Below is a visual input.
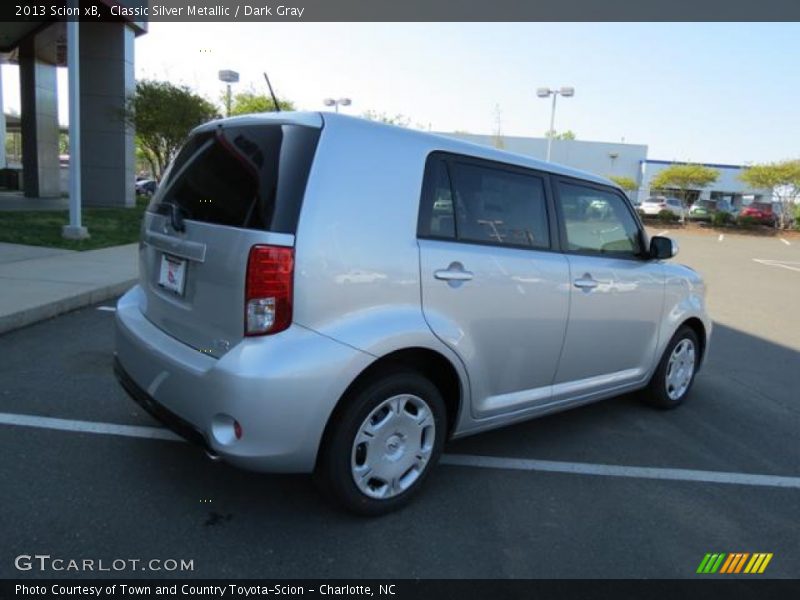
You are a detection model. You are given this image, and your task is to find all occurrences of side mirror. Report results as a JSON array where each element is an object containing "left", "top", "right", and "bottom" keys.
[{"left": 650, "top": 236, "right": 678, "bottom": 260}]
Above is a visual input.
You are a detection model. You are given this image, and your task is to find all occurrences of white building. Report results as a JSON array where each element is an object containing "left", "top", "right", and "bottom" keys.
[
  {"left": 439, "top": 132, "right": 770, "bottom": 207},
  {"left": 443, "top": 131, "right": 647, "bottom": 186}
]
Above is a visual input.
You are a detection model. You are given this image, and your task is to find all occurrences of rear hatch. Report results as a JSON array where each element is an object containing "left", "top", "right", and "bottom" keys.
[{"left": 139, "top": 114, "right": 321, "bottom": 358}]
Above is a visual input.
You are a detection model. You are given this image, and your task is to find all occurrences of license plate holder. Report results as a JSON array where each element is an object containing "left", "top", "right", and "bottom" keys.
[{"left": 158, "top": 254, "right": 187, "bottom": 296}]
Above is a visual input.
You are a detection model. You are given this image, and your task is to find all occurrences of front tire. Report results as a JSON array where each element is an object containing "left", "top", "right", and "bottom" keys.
[
  {"left": 642, "top": 326, "right": 700, "bottom": 409},
  {"left": 314, "top": 369, "right": 446, "bottom": 516}
]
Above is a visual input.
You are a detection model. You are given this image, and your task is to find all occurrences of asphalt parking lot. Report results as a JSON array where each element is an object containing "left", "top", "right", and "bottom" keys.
[{"left": 1, "top": 229, "right": 798, "bottom": 579}]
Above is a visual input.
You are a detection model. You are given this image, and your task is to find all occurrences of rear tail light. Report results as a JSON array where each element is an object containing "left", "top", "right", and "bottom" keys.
[{"left": 245, "top": 245, "right": 294, "bottom": 336}]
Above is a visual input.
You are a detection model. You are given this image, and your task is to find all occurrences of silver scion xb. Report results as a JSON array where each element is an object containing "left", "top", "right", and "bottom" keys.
[{"left": 115, "top": 112, "right": 711, "bottom": 515}]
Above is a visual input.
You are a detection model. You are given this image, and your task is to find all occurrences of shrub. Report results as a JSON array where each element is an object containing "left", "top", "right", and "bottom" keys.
[
  {"left": 657, "top": 209, "right": 680, "bottom": 222},
  {"left": 737, "top": 215, "right": 759, "bottom": 228},
  {"left": 712, "top": 211, "right": 733, "bottom": 227}
]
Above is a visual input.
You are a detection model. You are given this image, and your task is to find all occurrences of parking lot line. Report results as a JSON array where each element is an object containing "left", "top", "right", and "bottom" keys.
[
  {"left": 779, "top": 238, "right": 791, "bottom": 246},
  {"left": 96, "top": 306, "right": 117, "bottom": 312},
  {"left": 441, "top": 454, "right": 800, "bottom": 490},
  {"left": 656, "top": 230, "right": 669, "bottom": 236},
  {"left": 718, "top": 234, "right": 724, "bottom": 242},
  {"left": 753, "top": 258, "right": 800, "bottom": 273},
  {"left": 3, "top": 411, "right": 800, "bottom": 491},
  {"left": 0, "top": 412, "right": 182, "bottom": 442}
]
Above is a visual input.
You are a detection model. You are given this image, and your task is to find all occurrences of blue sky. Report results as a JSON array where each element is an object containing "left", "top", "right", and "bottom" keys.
[{"left": 2, "top": 22, "right": 797, "bottom": 165}]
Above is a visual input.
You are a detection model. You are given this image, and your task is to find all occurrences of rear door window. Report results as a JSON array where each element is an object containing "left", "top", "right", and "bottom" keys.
[
  {"left": 418, "top": 153, "right": 551, "bottom": 250},
  {"left": 150, "top": 124, "right": 320, "bottom": 234}
]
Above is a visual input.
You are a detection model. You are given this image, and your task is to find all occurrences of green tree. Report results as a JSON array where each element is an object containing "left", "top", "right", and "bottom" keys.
[
  {"left": 124, "top": 79, "right": 219, "bottom": 179},
  {"left": 650, "top": 163, "right": 719, "bottom": 220},
  {"left": 227, "top": 88, "right": 295, "bottom": 116},
  {"left": 739, "top": 159, "right": 800, "bottom": 229},
  {"left": 609, "top": 175, "right": 638, "bottom": 192},
  {"left": 362, "top": 110, "right": 411, "bottom": 128},
  {"left": 545, "top": 130, "right": 576, "bottom": 140}
]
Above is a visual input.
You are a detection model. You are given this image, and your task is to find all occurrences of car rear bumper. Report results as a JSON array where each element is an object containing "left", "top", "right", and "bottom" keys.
[{"left": 114, "top": 285, "right": 373, "bottom": 473}]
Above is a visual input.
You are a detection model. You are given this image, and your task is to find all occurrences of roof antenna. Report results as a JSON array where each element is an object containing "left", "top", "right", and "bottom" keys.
[{"left": 263, "top": 72, "right": 281, "bottom": 112}]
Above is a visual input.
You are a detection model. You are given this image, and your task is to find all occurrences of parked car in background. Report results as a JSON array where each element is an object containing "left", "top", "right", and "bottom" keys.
[
  {"left": 739, "top": 202, "right": 776, "bottom": 226},
  {"left": 114, "top": 112, "right": 710, "bottom": 515},
  {"left": 640, "top": 196, "right": 684, "bottom": 218},
  {"left": 135, "top": 178, "right": 158, "bottom": 197},
  {"left": 688, "top": 199, "right": 718, "bottom": 222}
]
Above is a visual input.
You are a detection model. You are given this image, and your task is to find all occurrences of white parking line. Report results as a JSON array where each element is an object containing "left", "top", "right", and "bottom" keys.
[
  {"left": 656, "top": 230, "right": 669, "bottom": 237},
  {"left": 96, "top": 306, "right": 117, "bottom": 312},
  {"left": 780, "top": 238, "right": 791, "bottom": 246},
  {"left": 2, "top": 412, "right": 799, "bottom": 491},
  {"left": 441, "top": 454, "right": 800, "bottom": 490},
  {"left": 0, "top": 412, "right": 182, "bottom": 442},
  {"left": 718, "top": 234, "right": 724, "bottom": 242},
  {"left": 753, "top": 259, "right": 800, "bottom": 273}
]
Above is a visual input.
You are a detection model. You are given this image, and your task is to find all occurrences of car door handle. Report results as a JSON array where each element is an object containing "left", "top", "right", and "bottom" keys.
[
  {"left": 573, "top": 275, "right": 599, "bottom": 290},
  {"left": 434, "top": 265, "right": 473, "bottom": 282}
]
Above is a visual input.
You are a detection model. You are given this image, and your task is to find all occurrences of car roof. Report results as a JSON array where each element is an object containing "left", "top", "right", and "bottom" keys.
[{"left": 194, "top": 111, "right": 618, "bottom": 191}]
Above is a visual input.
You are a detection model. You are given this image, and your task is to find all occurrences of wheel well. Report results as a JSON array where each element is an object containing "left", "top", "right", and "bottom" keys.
[
  {"left": 316, "top": 348, "right": 462, "bottom": 467},
  {"left": 682, "top": 317, "right": 707, "bottom": 365}
]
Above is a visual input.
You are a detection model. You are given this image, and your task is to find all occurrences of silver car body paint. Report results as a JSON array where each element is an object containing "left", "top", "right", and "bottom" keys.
[{"left": 115, "top": 112, "right": 711, "bottom": 472}]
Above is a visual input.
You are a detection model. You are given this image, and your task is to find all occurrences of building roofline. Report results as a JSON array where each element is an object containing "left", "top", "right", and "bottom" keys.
[
  {"left": 643, "top": 159, "right": 750, "bottom": 170},
  {"left": 447, "top": 131, "right": 647, "bottom": 150}
]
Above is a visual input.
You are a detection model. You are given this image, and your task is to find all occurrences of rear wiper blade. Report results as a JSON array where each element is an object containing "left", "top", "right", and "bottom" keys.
[{"left": 158, "top": 202, "right": 188, "bottom": 233}]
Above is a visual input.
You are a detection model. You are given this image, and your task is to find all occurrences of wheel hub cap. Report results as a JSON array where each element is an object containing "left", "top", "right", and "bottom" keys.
[
  {"left": 665, "top": 338, "right": 696, "bottom": 401},
  {"left": 351, "top": 394, "right": 436, "bottom": 499}
]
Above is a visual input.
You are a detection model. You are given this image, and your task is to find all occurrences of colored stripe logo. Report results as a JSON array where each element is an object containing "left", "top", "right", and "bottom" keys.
[{"left": 696, "top": 553, "right": 773, "bottom": 574}]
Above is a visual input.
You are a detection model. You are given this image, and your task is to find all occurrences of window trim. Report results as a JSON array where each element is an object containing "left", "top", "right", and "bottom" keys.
[
  {"left": 550, "top": 175, "right": 650, "bottom": 262},
  {"left": 417, "top": 151, "right": 558, "bottom": 253}
]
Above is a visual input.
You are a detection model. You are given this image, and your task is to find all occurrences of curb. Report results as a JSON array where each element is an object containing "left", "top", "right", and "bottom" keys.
[{"left": 0, "top": 278, "right": 136, "bottom": 335}]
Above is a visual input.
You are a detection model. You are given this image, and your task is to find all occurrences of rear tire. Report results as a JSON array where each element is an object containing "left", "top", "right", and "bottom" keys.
[
  {"left": 642, "top": 326, "right": 700, "bottom": 409},
  {"left": 314, "top": 369, "right": 446, "bottom": 516}
]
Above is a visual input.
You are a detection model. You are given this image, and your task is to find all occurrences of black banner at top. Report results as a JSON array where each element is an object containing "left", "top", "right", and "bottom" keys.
[{"left": 2, "top": 0, "right": 800, "bottom": 22}]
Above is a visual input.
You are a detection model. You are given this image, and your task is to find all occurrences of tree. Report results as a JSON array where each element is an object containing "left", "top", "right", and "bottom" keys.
[
  {"left": 739, "top": 159, "right": 800, "bottom": 229},
  {"left": 609, "top": 175, "right": 638, "bottom": 192},
  {"left": 124, "top": 80, "right": 219, "bottom": 179},
  {"left": 545, "top": 130, "right": 576, "bottom": 140},
  {"left": 649, "top": 163, "right": 719, "bottom": 220},
  {"left": 227, "top": 88, "right": 294, "bottom": 116},
  {"left": 362, "top": 110, "right": 410, "bottom": 128}
]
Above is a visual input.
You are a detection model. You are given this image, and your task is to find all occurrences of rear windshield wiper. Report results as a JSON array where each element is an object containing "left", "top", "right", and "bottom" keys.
[{"left": 156, "top": 202, "right": 189, "bottom": 233}]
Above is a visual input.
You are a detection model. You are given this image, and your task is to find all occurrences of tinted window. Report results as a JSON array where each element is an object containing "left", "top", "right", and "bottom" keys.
[
  {"left": 448, "top": 162, "right": 550, "bottom": 249},
  {"left": 556, "top": 182, "right": 643, "bottom": 257},
  {"left": 150, "top": 124, "right": 319, "bottom": 234},
  {"left": 426, "top": 159, "right": 456, "bottom": 238}
]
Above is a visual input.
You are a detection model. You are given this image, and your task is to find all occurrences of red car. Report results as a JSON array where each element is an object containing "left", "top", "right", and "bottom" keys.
[{"left": 739, "top": 202, "right": 776, "bottom": 226}]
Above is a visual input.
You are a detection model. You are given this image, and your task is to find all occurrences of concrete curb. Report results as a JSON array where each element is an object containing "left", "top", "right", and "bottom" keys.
[{"left": 0, "top": 278, "right": 136, "bottom": 335}]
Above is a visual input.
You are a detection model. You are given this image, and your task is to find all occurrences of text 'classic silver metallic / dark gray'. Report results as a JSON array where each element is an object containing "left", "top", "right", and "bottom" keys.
[{"left": 114, "top": 112, "right": 711, "bottom": 515}]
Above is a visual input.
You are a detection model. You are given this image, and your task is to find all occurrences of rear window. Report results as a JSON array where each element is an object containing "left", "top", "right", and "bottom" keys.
[{"left": 149, "top": 124, "right": 320, "bottom": 234}]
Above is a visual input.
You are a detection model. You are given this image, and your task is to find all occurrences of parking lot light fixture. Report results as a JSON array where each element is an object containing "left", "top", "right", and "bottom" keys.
[
  {"left": 537, "top": 86, "right": 575, "bottom": 162},
  {"left": 323, "top": 97, "right": 352, "bottom": 113},
  {"left": 218, "top": 69, "right": 240, "bottom": 117}
]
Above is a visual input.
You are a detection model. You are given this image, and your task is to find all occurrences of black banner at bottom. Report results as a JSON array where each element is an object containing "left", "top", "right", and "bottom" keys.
[{"left": 3, "top": 579, "right": 800, "bottom": 600}]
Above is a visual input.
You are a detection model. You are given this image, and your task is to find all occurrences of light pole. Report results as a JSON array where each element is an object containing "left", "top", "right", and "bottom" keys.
[
  {"left": 219, "top": 70, "right": 240, "bottom": 117},
  {"left": 536, "top": 86, "right": 574, "bottom": 162},
  {"left": 323, "top": 98, "right": 352, "bottom": 113}
]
